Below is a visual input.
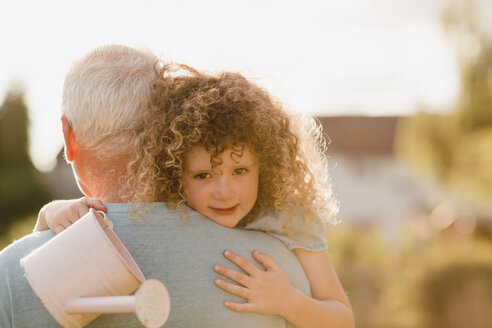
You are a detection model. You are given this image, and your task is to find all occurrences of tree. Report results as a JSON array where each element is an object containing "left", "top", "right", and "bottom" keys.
[
  {"left": 0, "top": 89, "right": 48, "bottom": 236},
  {"left": 395, "top": 0, "right": 492, "bottom": 213}
]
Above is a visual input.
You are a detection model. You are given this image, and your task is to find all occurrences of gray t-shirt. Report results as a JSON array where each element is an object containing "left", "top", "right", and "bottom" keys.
[
  {"left": 243, "top": 209, "right": 328, "bottom": 251},
  {"left": 0, "top": 203, "right": 310, "bottom": 327}
]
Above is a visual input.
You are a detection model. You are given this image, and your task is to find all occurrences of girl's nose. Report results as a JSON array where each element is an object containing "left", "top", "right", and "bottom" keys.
[{"left": 212, "top": 178, "right": 235, "bottom": 200}]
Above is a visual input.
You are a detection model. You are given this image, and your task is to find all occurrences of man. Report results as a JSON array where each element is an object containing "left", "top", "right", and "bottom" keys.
[{"left": 0, "top": 45, "right": 310, "bottom": 327}]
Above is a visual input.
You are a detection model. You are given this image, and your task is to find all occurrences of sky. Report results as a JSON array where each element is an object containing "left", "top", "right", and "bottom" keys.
[{"left": 0, "top": 0, "right": 461, "bottom": 171}]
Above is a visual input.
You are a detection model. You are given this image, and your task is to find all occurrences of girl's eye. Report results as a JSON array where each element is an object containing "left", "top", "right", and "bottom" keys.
[
  {"left": 194, "top": 173, "right": 211, "bottom": 180},
  {"left": 233, "top": 168, "right": 248, "bottom": 175}
]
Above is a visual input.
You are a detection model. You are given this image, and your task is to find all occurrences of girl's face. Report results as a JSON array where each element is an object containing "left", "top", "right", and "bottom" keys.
[{"left": 182, "top": 145, "right": 259, "bottom": 228}]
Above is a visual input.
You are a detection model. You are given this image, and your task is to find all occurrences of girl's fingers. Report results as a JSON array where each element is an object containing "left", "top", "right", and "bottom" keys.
[
  {"left": 52, "top": 224, "right": 66, "bottom": 234},
  {"left": 68, "top": 215, "right": 83, "bottom": 225},
  {"left": 214, "top": 278, "right": 250, "bottom": 299},
  {"left": 214, "top": 265, "right": 251, "bottom": 287},
  {"left": 252, "top": 251, "right": 279, "bottom": 271},
  {"left": 82, "top": 197, "right": 107, "bottom": 212},
  {"left": 223, "top": 250, "right": 261, "bottom": 276},
  {"left": 74, "top": 200, "right": 90, "bottom": 219},
  {"left": 224, "top": 301, "right": 256, "bottom": 313}
]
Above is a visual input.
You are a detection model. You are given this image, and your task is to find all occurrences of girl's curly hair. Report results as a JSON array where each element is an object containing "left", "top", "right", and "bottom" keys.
[{"left": 125, "top": 63, "right": 338, "bottom": 226}]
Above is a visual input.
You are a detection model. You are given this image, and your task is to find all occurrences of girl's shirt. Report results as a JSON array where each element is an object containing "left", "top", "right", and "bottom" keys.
[{"left": 242, "top": 209, "right": 327, "bottom": 251}]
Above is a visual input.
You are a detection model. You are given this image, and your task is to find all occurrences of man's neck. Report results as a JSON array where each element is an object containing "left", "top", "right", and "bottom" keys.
[
  {"left": 74, "top": 151, "right": 132, "bottom": 203},
  {"left": 88, "top": 188, "right": 129, "bottom": 203}
]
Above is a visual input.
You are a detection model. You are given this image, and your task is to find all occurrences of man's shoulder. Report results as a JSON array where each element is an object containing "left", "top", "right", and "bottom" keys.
[
  {"left": 106, "top": 202, "right": 278, "bottom": 240},
  {"left": 0, "top": 231, "right": 54, "bottom": 268},
  {"left": 106, "top": 202, "right": 298, "bottom": 260},
  {"left": 0, "top": 231, "right": 57, "bottom": 328},
  {"left": 103, "top": 203, "right": 308, "bottom": 328}
]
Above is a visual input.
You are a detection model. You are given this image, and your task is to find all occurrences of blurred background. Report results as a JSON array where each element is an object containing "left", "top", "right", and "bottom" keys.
[{"left": 1, "top": 0, "right": 491, "bottom": 327}]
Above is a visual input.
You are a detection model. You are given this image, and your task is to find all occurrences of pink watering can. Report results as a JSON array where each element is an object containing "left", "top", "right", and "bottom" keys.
[{"left": 20, "top": 209, "right": 170, "bottom": 328}]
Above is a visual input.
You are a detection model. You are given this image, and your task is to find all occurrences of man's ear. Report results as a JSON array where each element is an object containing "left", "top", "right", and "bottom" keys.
[{"left": 61, "top": 116, "right": 77, "bottom": 162}]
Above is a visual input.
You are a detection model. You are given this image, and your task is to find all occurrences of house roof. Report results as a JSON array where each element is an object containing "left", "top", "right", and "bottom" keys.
[{"left": 316, "top": 116, "right": 401, "bottom": 155}]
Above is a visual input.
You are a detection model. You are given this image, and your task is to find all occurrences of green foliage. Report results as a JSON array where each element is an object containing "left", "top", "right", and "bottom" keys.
[
  {"left": 420, "top": 263, "right": 492, "bottom": 328},
  {"left": 326, "top": 224, "right": 492, "bottom": 328},
  {"left": 326, "top": 225, "right": 385, "bottom": 328},
  {"left": 450, "top": 128, "right": 492, "bottom": 203},
  {"left": 457, "top": 44, "right": 492, "bottom": 131},
  {"left": 0, "top": 213, "right": 36, "bottom": 251},
  {"left": 0, "top": 91, "right": 30, "bottom": 170},
  {"left": 396, "top": 4, "right": 492, "bottom": 212},
  {"left": 0, "top": 89, "right": 48, "bottom": 236},
  {"left": 395, "top": 112, "right": 458, "bottom": 182}
]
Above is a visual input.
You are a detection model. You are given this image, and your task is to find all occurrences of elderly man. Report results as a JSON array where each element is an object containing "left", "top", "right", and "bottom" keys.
[{"left": 0, "top": 45, "right": 310, "bottom": 327}]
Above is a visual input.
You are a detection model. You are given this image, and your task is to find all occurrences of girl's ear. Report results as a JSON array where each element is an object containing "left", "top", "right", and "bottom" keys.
[{"left": 61, "top": 116, "right": 77, "bottom": 162}]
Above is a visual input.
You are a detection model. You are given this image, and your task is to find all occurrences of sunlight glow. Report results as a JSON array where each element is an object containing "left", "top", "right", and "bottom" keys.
[{"left": 0, "top": 0, "right": 459, "bottom": 171}]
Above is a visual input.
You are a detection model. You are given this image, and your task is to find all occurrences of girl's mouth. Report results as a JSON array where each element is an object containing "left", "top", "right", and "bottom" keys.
[{"left": 210, "top": 205, "right": 238, "bottom": 216}]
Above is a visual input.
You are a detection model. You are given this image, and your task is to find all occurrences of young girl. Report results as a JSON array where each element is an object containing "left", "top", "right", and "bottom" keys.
[{"left": 36, "top": 64, "right": 354, "bottom": 328}]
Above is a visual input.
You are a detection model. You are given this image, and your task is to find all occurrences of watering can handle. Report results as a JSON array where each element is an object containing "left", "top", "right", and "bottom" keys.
[{"left": 92, "top": 209, "right": 114, "bottom": 230}]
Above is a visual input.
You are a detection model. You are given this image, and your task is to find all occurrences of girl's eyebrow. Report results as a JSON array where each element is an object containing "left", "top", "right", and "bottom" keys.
[
  {"left": 234, "top": 159, "right": 256, "bottom": 166},
  {"left": 185, "top": 166, "right": 211, "bottom": 174}
]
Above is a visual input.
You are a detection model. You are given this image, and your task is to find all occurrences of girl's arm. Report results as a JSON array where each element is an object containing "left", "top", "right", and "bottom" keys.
[
  {"left": 214, "top": 249, "right": 354, "bottom": 328},
  {"left": 35, "top": 198, "right": 107, "bottom": 233}
]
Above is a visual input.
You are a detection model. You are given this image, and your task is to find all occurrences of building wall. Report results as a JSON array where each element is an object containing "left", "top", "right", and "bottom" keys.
[{"left": 328, "top": 153, "right": 432, "bottom": 245}]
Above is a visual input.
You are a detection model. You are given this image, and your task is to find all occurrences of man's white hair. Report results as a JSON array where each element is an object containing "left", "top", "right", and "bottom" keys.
[{"left": 62, "top": 44, "right": 158, "bottom": 153}]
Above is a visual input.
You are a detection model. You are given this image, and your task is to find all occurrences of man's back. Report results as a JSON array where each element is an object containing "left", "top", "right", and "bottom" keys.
[{"left": 0, "top": 203, "right": 310, "bottom": 327}]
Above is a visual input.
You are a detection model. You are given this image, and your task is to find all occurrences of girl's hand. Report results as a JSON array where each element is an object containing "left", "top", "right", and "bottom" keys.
[
  {"left": 213, "top": 250, "right": 298, "bottom": 316},
  {"left": 36, "top": 197, "right": 107, "bottom": 233}
]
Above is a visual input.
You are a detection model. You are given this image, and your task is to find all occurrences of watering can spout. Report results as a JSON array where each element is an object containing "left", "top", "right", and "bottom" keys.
[{"left": 65, "top": 279, "right": 170, "bottom": 328}]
